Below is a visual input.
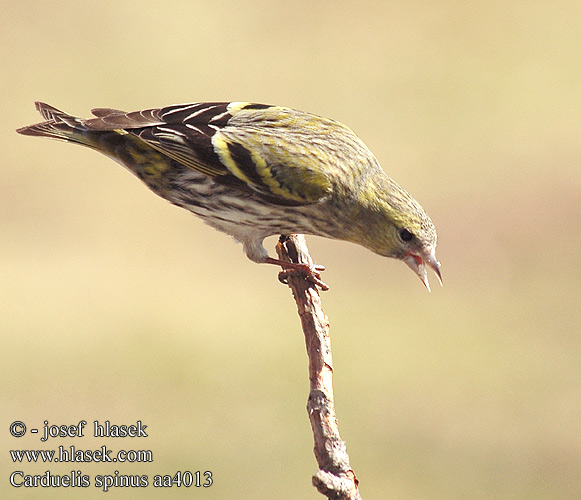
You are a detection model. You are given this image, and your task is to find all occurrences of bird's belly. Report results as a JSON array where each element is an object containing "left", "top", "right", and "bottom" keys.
[{"left": 161, "top": 170, "right": 331, "bottom": 241}]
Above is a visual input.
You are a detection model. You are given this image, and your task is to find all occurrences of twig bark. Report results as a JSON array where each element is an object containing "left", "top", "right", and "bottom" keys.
[{"left": 276, "top": 234, "right": 362, "bottom": 500}]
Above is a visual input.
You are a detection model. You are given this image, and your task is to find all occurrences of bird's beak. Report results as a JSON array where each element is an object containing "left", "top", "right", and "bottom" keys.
[{"left": 404, "top": 249, "right": 442, "bottom": 292}]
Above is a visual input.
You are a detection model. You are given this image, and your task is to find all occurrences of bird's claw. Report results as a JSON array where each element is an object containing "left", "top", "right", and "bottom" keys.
[{"left": 277, "top": 263, "right": 329, "bottom": 291}]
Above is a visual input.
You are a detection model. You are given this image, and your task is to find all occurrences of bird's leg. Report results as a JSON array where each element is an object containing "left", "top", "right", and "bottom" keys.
[{"left": 264, "top": 257, "right": 329, "bottom": 291}]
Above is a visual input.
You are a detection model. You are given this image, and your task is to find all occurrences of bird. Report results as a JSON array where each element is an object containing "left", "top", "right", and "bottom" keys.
[{"left": 17, "top": 101, "right": 442, "bottom": 291}]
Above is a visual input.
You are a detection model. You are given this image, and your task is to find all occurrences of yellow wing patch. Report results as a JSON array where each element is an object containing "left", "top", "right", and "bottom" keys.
[
  {"left": 212, "top": 134, "right": 253, "bottom": 184},
  {"left": 212, "top": 130, "right": 332, "bottom": 204}
]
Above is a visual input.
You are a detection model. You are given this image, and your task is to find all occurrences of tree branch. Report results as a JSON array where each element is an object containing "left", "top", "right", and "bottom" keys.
[{"left": 276, "top": 234, "right": 362, "bottom": 500}]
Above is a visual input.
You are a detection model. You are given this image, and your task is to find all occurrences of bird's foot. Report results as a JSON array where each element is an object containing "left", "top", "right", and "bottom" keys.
[{"left": 265, "top": 257, "right": 329, "bottom": 291}]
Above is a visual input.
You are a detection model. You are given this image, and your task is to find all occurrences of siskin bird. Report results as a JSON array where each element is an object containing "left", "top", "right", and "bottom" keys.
[{"left": 17, "top": 101, "right": 441, "bottom": 290}]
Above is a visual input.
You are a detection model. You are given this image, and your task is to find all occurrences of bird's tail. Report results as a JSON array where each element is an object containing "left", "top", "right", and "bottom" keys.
[{"left": 16, "top": 102, "right": 96, "bottom": 148}]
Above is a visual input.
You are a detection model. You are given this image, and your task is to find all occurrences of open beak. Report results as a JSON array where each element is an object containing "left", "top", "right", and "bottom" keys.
[{"left": 404, "top": 249, "right": 442, "bottom": 292}]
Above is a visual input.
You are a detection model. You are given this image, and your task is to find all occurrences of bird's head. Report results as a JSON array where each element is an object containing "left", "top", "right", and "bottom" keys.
[
  {"left": 355, "top": 176, "right": 442, "bottom": 291},
  {"left": 377, "top": 215, "right": 442, "bottom": 292}
]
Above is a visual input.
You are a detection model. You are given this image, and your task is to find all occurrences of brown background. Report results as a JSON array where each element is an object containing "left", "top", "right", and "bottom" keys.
[{"left": 2, "top": 1, "right": 580, "bottom": 498}]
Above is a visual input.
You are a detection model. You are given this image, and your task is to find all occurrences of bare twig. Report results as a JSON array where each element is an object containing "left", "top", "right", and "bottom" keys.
[{"left": 276, "top": 234, "right": 362, "bottom": 500}]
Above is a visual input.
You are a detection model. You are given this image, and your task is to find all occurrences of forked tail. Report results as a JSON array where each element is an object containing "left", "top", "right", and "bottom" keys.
[{"left": 16, "top": 102, "right": 95, "bottom": 148}]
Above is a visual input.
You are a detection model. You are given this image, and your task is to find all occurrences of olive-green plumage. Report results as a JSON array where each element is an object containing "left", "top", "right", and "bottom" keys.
[{"left": 17, "top": 101, "right": 441, "bottom": 290}]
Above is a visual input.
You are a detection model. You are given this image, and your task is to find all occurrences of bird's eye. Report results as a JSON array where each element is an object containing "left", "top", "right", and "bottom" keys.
[{"left": 398, "top": 228, "right": 414, "bottom": 242}]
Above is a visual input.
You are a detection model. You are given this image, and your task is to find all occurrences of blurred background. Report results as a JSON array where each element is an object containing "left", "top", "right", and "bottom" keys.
[{"left": 2, "top": 1, "right": 579, "bottom": 499}]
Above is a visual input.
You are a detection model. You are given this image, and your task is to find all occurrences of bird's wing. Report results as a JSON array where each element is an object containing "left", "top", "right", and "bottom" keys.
[{"left": 82, "top": 102, "right": 333, "bottom": 205}]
